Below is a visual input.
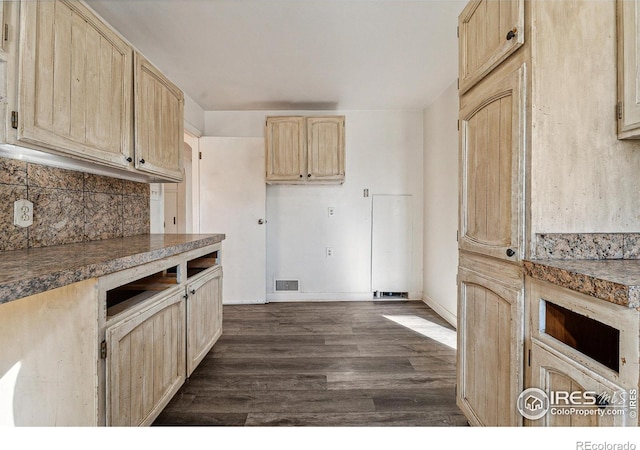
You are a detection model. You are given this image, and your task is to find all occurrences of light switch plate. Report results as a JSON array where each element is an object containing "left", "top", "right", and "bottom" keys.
[{"left": 14, "top": 199, "right": 33, "bottom": 228}]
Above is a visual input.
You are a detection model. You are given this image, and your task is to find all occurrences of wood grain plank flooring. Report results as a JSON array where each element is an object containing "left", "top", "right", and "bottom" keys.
[{"left": 153, "top": 300, "right": 468, "bottom": 427}]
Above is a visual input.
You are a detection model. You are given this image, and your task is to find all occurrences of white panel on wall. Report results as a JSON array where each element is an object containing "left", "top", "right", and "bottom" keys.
[{"left": 371, "top": 194, "right": 413, "bottom": 294}]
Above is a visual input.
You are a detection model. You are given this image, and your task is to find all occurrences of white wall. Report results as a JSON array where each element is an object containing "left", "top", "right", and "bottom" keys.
[
  {"left": 205, "top": 110, "right": 424, "bottom": 301},
  {"left": 422, "top": 82, "right": 458, "bottom": 327},
  {"left": 184, "top": 93, "right": 205, "bottom": 136},
  {"left": 530, "top": 0, "right": 640, "bottom": 237}
]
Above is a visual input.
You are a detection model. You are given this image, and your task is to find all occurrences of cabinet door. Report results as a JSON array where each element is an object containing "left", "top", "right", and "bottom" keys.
[
  {"left": 617, "top": 0, "right": 640, "bottom": 139},
  {"left": 528, "top": 341, "right": 632, "bottom": 426},
  {"left": 186, "top": 266, "right": 223, "bottom": 376},
  {"left": 106, "top": 289, "right": 185, "bottom": 426},
  {"left": 457, "top": 253, "right": 524, "bottom": 426},
  {"left": 458, "top": 0, "right": 524, "bottom": 94},
  {"left": 134, "top": 52, "right": 184, "bottom": 181},
  {"left": 307, "top": 116, "right": 345, "bottom": 183},
  {"left": 17, "top": 0, "right": 133, "bottom": 168},
  {"left": 265, "top": 116, "right": 306, "bottom": 182},
  {"left": 459, "top": 64, "right": 525, "bottom": 262}
]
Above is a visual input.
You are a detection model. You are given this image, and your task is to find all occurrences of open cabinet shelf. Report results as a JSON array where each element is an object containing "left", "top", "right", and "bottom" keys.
[
  {"left": 106, "top": 267, "right": 179, "bottom": 319},
  {"left": 186, "top": 251, "right": 219, "bottom": 279}
]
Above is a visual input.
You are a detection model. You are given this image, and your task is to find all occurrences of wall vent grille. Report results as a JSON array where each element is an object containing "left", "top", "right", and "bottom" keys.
[{"left": 275, "top": 280, "right": 299, "bottom": 292}]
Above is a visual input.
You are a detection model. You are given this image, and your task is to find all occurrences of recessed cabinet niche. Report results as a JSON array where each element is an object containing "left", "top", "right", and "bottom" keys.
[
  {"left": 265, "top": 115, "right": 345, "bottom": 184},
  {"left": 3, "top": 0, "right": 184, "bottom": 182}
]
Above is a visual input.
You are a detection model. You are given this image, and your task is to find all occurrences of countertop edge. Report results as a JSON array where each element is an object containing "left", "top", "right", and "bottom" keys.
[
  {"left": 523, "top": 260, "right": 640, "bottom": 309},
  {"left": 0, "top": 234, "right": 225, "bottom": 305}
]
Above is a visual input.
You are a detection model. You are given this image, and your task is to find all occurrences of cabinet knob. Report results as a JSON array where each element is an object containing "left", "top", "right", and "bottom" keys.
[
  {"left": 126, "top": 157, "right": 132, "bottom": 163},
  {"left": 140, "top": 159, "right": 146, "bottom": 164},
  {"left": 506, "top": 248, "right": 516, "bottom": 257},
  {"left": 190, "top": 289, "right": 196, "bottom": 295},
  {"left": 307, "top": 173, "right": 311, "bottom": 178},
  {"left": 299, "top": 174, "right": 303, "bottom": 178},
  {"left": 506, "top": 28, "right": 517, "bottom": 41}
]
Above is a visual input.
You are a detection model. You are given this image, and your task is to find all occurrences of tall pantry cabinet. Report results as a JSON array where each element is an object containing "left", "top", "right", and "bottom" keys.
[{"left": 456, "top": 0, "right": 635, "bottom": 426}]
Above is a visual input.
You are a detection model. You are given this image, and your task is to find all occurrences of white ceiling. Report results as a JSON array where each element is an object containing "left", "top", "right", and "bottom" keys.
[{"left": 85, "top": 0, "right": 467, "bottom": 111}]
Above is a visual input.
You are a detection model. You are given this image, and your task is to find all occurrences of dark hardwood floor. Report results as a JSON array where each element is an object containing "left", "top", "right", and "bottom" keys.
[{"left": 153, "top": 300, "right": 468, "bottom": 426}]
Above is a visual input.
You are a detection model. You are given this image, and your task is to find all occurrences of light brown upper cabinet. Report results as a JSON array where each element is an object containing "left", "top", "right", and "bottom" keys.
[
  {"left": 16, "top": 0, "right": 133, "bottom": 169},
  {"left": 617, "top": 0, "right": 640, "bottom": 139},
  {"left": 459, "top": 63, "right": 525, "bottom": 262},
  {"left": 6, "top": 0, "right": 184, "bottom": 182},
  {"left": 265, "top": 115, "right": 345, "bottom": 184},
  {"left": 134, "top": 52, "right": 184, "bottom": 182},
  {"left": 458, "top": 0, "right": 524, "bottom": 94},
  {"left": 265, "top": 116, "right": 306, "bottom": 183}
]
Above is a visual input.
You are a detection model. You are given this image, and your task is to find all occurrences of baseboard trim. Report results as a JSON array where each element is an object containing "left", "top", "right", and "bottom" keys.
[
  {"left": 422, "top": 295, "right": 457, "bottom": 328},
  {"left": 266, "top": 292, "right": 423, "bottom": 302}
]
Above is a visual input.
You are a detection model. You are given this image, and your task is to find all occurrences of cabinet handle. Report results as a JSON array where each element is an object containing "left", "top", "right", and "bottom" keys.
[
  {"left": 126, "top": 157, "right": 133, "bottom": 163},
  {"left": 190, "top": 289, "right": 196, "bottom": 295},
  {"left": 307, "top": 173, "right": 311, "bottom": 178},
  {"left": 506, "top": 248, "right": 515, "bottom": 257},
  {"left": 506, "top": 28, "right": 517, "bottom": 41},
  {"left": 299, "top": 174, "right": 303, "bottom": 178},
  {"left": 183, "top": 294, "right": 189, "bottom": 299},
  {"left": 140, "top": 159, "right": 146, "bottom": 164}
]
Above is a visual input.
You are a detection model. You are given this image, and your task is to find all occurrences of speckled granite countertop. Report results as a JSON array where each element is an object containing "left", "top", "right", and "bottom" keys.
[
  {"left": 524, "top": 259, "right": 640, "bottom": 309},
  {"left": 0, "top": 234, "right": 225, "bottom": 305}
]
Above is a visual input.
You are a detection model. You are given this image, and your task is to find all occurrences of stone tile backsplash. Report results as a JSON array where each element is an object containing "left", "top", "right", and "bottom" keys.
[
  {"left": 534, "top": 233, "right": 640, "bottom": 260},
  {"left": 0, "top": 156, "right": 149, "bottom": 252}
]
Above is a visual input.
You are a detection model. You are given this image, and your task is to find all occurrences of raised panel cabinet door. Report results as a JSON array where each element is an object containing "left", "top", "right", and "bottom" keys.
[
  {"left": 105, "top": 289, "right": 186, "bottom": 426},
  {"left": 527, "top": 341, "right": 632, "bottom": 427},
  {"left": 134, "top": 52, "right": 184, "bottom": 181},
  {"left": 459, "top": 63, "right": 525, "bottom": 262},
  {"left": 459, "top": 0, "right": 524, "bottom": 94},
  {"left": 617, "top": 0, "right": 640, "bottom": 139},
  {"left": 306, "top": 116, "right": 345, "bottom": 182},
  {"left": 17, "top": 0, "right": 133, "bottom": 168},
  {"left": 265, "top": 116, "right": 306, "bottom": 182},
  {"left": 457, "top": 262, "right": 524, "bottom": 426},
  {"left": 186, "top": 266, "right": 223, "bottom": 377}
]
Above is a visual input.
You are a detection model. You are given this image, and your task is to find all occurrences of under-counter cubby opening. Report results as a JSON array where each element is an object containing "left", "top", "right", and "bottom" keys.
[
  {"left": 541, "top": 300, "right": 620, "bottom": 372},
  {"left": 106, "top": 267, "right": 179, "bottom": 318},
  {"left": 186, "top": 251, "right": 219, "bottom": 278}
]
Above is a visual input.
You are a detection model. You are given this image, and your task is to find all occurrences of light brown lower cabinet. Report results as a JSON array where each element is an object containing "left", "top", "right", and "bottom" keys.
[
  {"left": 527, "top": 341, "right": 629, "bottom": 427},
  {"left": 101, "top": 244, "right": 223, "bottom": 426},
  {"left": 456, "top": 251, "right": 524, "bottom": 426},
  {"left": 525, "top": 277, "right": 639, "bottom": 427},
  {"left": 105, "top": 287, "right": 186, "bottom": 426},
  {"left": 186, "top": 266, "right": 223, "bottom": 377}
]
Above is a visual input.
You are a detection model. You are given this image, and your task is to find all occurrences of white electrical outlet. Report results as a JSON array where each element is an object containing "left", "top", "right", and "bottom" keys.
[
  {"left": 14, "top": 199, "right": 33, "bottom": 228},
  {"left": 326, "top": 247, "right": 334, "bottom": 257},
  {"left": 328, "top": 207, "right": 335, "bottom": 217}
]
